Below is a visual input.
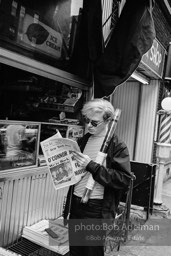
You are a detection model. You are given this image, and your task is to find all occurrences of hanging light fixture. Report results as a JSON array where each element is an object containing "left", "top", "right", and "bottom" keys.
[
  {"left": 161, "top": 79, "right": 171, "bottom": 111},
  {"left": 161, "top": 96, "right": 171, "bottom": 111},
  {"left": 131, "top": 71, "right": 149, "bottom": 84},
  {"left": 162, "top": 42, "right": 171, "bottom": 111}
]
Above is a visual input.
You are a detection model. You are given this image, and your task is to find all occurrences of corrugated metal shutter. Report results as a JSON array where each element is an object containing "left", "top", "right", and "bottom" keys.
[
  {"left": 134, "top": 80, "right": 160, "bottom": 163},
  {"left": 111, "top": 81, "right": 140, "bottom": 159},
  {"left": 0, "top": 170, "right": 68, "bottom": 247},
  {"left": 111, "top": 80, "right": 159, "bottom": 163}
]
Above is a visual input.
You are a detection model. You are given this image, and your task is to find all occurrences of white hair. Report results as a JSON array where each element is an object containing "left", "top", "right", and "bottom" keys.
[{"left": 81, "top": 98, "right": 115, "bottom": 120}]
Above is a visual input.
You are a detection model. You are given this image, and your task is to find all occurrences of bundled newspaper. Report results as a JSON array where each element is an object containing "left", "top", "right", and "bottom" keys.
[
  {"left": 40, "top": 133, "right": 85, "bottom": 189},
  {"left": 22, "top": 219, "right": 69, "bottom": 255}
]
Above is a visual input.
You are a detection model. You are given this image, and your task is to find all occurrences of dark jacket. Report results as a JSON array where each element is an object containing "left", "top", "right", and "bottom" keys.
[{"left": 63, "top": 133, "right": 131, "bottom": 221}]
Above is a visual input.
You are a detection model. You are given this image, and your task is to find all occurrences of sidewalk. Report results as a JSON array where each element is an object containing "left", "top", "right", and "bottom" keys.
[{"left": 105, "top": 179, "right": 171, "bottom": 256}]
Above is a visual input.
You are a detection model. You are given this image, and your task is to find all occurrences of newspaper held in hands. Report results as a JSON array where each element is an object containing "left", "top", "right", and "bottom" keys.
[{"left": 40, "top": 133, "right": 86, "bottom": 189}]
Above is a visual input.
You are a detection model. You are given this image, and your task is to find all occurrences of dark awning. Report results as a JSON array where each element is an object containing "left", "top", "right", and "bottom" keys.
[
  {"left": 94, "top": 0, "right": 156, "bottom": 97},
  {"left": 69, "top": 0, "right": 156, "bottom": 98}
]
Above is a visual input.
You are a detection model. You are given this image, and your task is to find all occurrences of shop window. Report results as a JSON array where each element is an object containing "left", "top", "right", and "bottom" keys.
[
  {"left": 0, "top": 63, "right": 86, "bottom": 171},
  {"left": 0, "top": 63, "right": 86, "bottom": 122},
  {"left": 0, "top": 120, "right": 40, "bottom": 171},
  {"left": 0, "top": 0, "right": 86, "bottom": 77}
]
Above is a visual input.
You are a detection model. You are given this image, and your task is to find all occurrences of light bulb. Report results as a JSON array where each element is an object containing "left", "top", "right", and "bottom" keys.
[{"left": 161, "top": 97, "right": 171, "bottom": 111}]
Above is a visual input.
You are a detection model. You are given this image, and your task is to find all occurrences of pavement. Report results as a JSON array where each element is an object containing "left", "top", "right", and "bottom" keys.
[{"left": 105, "top": 178, "right": 171, "bottom": 256}]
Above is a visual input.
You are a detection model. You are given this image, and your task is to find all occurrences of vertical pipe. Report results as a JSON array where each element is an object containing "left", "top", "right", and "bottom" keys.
[
  {"left": 154, "top": 160, "right": 165, "bottom": 204},
  {"left": 132, "top": 83, "right": 142, "bottom": 160}
]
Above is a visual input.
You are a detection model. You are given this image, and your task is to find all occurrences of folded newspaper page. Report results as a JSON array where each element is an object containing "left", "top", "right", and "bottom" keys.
[{"left": 41, "top": 133, "right": 86, "bottom": 189}]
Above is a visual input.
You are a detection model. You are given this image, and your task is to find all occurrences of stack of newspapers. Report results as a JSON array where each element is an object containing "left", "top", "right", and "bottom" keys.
[
  {"left": 22, "top": 219, "right": 69, "bottom": 255},
  {"left": 0, "top": 247, "right": 21, "bottom": 256}
]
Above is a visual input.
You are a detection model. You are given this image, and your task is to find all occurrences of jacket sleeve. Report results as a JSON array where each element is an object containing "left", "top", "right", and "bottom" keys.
[{"left": 85, "top": 136, "right": 131, "bottom": 190}]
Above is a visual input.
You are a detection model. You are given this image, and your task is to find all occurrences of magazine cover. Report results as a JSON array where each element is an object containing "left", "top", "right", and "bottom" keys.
[{"left": 40, "top": 133, "right": 86, "bottom": 189}]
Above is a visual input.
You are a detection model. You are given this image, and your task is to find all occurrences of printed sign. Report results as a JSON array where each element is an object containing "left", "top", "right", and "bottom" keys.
[
  {"left": 141, "top": 38, "right": 166, "bottom": 78},
  {"left": 18, "top": 14, "right": 63, "bottom": 59}
]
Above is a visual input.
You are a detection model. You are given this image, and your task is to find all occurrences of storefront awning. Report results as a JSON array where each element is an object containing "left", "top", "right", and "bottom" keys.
[{"left": 137, "top": 38, "right": 166, "bottom": 80}]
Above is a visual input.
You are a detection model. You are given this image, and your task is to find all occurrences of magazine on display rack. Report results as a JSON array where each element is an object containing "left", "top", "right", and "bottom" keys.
[{"left": 40, "top": 132, "right": 85, "bottom": 190}]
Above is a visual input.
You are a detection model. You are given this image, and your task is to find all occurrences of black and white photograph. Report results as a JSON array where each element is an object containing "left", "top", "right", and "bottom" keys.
[{"left": 0, "top": 1, "right": 171, "bottom": 256}]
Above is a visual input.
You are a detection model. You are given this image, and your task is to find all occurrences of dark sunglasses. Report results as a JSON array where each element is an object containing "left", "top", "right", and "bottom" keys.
[{"left": 83, "top": 116, "right": 104, "bottom": 127}]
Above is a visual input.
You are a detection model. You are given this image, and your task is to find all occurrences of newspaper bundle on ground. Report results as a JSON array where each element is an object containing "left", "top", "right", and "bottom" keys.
[
  {"left": 40, "top": 133, "right": 85, "bottom": 189},
  {"left": 22, "top": 219, "right": 69, "bottom": 255}
]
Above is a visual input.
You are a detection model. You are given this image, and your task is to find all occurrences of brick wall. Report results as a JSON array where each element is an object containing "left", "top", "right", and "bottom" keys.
[{"left": 153, "top": 2, "right": 171, "bottom": 49}]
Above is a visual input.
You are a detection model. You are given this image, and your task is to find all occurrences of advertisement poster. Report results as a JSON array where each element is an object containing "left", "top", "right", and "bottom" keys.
[{"left": 18, "top": 13, "right": 63, "bottom": 59}]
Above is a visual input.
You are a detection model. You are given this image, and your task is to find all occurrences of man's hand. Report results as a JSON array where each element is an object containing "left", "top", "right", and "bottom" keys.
[{"left": 72, "top": 151, "right": 91, "bottom": 168}]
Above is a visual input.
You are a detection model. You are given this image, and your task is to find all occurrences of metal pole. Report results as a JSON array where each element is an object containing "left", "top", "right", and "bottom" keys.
[{"left": 154, "top": 160, "right": 165, "bottom": 204}]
